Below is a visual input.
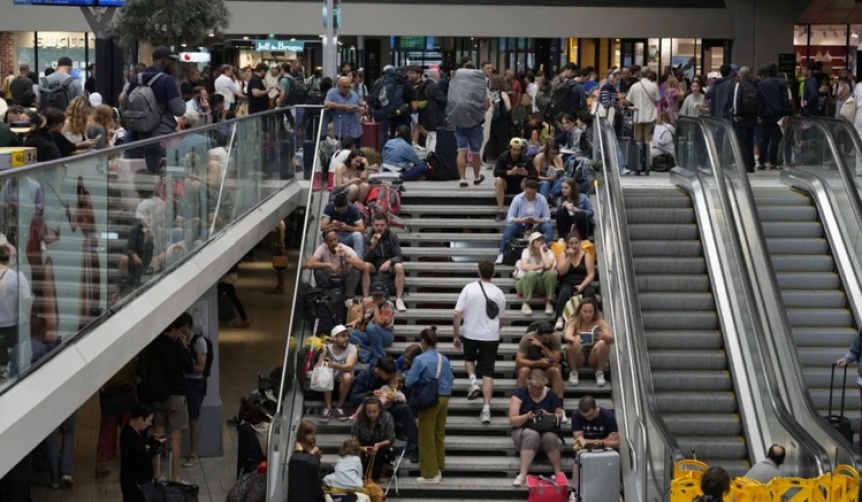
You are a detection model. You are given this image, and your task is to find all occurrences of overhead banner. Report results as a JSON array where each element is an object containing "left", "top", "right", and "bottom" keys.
[{"left": 254, "top": 40, "right": 305, "bottom": 53}]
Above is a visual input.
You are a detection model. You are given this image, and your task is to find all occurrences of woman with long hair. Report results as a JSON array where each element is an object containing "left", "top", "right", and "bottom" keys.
[
  {"left": 287, "top": 419, "right": 324, "bottom": 502},
  {"left": 562, "top": 297, "right": 614, "bottom": 387},
  {"left": 350, "top": 396, "right": 395, "bottom": 481},
  {"left": 661, "top": 76, "right": 682, "bottom": 125},
  {"left": 63, "top": 96, "right": 92, "bottom": 144},
  {"left": 556, "top": 178, "right": 594, "bottom": 240},
  {"left": 87, "top": 104, "right": 115, "bottom": 148},
  {"left": 534, "top": 139, "right": 565, "bottom": 200},
  {"left": 554, "top": 233, "right": 596, "bottom": 331},
  {"left": 405, "top": 326, "right": 454, "bottom": 484}
]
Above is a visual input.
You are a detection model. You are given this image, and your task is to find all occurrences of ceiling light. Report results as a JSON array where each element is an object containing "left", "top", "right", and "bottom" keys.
[{"left": 243, "top": 36, "right": 249, "bottom": 40}]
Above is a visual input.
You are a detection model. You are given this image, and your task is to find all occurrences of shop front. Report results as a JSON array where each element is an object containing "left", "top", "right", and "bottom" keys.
[
  {"left": 793, "top": 24, "right": 862, "bottom": 77},
  {"left": 4, "top": 31, "right": 96, "bottom": 78}
]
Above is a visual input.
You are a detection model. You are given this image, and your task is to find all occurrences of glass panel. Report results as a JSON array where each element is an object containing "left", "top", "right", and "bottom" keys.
[
  {"left": 849, "top": 25, "right": 862, "bottom": 75},
  {"left": 0, "top": 107, "right": 310, "bottom": 393},
  {"left": 672, "top": 38, "right": 696, "bottom": 85},
  {"left": 647, "top": 38, "right": 660, "bottom": 76},
  {"left": 660, "top": 38, "right": 672, "bottom": 81}
]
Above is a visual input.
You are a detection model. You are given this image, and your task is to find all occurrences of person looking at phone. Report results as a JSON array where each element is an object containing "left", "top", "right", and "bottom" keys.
[
  {"left": 493, "top": 138, "right": 537, "bottom": 221},
  {"left": 119, "top": 403, "right": 163, "bottom": 502},
  {"left": 495, "top": 177, "right": 552, "bottom": 264},
  {"left": 515, "top": 232, "right": 557, "bottom": 316},
  {"left": 563, "top": 298, "right": 613, "bottom": 387},
  {"left": 332, "top": 150, "right": 371, "bottom": 204},
  {"left": 316, "top": 325, "right": 358, "bottom": 422},
  {"left": 325, "top": 76, "right": 365, "bottom": 147},
  {"left": 350, "top": 396, "right": 395, "bottom": 481},
  {"left": 246, "top": 63, "right": 272, "bottom": 115},
  {"left": 570, "top": 395, "right": 619, "bottom": 489},
  {"left": 508, "top": 369, "right": 566, "bottom": 487},
  {"left": 321, "top": 192, "right": 368, "bottom": 255},
  {"left": 516, "top": 321, "right": 565, "bottom": 411}
]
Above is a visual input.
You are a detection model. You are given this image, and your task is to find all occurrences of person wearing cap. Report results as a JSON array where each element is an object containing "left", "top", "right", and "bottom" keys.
[
  {"left": 41, "top": 56, "right": 82, "bottom": 104},
  {"left": 496, "top": 177, "right": 552, "bottom": 265},
  {"left": 493, "top": 137, "right": 537, "bottom": 221},
  {"left": 247, "top": 63, "right": 272, "bottom": 115},
  {"left": 516, "top": 321, "right": 565, "bottom": 415},
  {"left": 349, "top": 284, "right": 396, "bottom": 365},
  {"left": 316, "top": 325, "right": 358, "bottom": 422},
  {"left": 125, "top": 46, "right": 187, "bottom": 139},
  {"left": 707, "top": 64, "right": 735, "bottom": 119},
  {"left": 515, "top": 232, "right": 557, "bottom": 316}
]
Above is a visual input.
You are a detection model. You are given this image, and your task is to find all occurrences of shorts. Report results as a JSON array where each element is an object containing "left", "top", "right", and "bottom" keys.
[
  {"left": 461, "top": 337, "right": 500, "bottom": 378},
  {"left": 185, "top": 379, "right": 207, "bottom": 420},
  {"left": 454, "top": 125, "right": 484, "bottom": 154},
  {"left": 502, "top": 177, "right": 523, "bottom": 195},
  {"left": 634, "top": 122, "right": 655, "bottom": 143},
  {"left": 153, "top": 395, "right": 189, "bottom": 432}
]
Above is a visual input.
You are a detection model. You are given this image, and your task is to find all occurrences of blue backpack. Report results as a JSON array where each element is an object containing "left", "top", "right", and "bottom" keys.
[{"left": 371, "top": 74, "right": 408, "bottom": 119}]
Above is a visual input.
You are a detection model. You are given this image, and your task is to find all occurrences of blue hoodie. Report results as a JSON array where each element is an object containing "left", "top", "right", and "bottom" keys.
[{"left": 126, "top": 66, "right": 187, "bottom": 139}]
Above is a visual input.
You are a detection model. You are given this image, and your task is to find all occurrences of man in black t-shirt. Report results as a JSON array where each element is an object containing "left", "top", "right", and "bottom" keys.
[{"left": 247, "top": 63, "right": 272, "bottom": 115}]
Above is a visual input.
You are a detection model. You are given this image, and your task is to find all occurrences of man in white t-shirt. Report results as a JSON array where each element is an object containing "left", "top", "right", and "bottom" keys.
[
  {"left": 453, "top": 260, "right": 506, "bottom": 424},
  {"left": 316, "top": 325, "right": 358, "bottom": 422},
  {"left": 214, "top": 64, "right": 244, "bottom": 112}
]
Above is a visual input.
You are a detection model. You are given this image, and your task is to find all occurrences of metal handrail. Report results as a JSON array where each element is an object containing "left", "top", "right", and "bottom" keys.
[{"left": 595, "top": 117, "right": 682, "bottom": 502}]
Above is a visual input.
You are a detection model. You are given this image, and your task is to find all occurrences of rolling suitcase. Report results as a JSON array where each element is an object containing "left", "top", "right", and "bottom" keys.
[
  {"left": 363, "top": 121, "right": 381, "bottom": 152},
  {"left": 576, "top": 449, "right": 620, "bottom": 502},
  {"left": 826, "top": 363, "right": 854, "bottom": 444}
]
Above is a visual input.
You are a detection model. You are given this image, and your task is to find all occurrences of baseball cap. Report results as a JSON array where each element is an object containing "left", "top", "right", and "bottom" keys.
[
  {"left": 330, "top": 324, "right": 349, "bottom": 337},
  {"left": 370, "top": 284, "right": 387, "bottom": 296},
  {"left": 89, "top": 92, "right": 103, "bottom": 108},
  {"left": 729, "top": 64, "right": 740, "bottom": 73},
  {"left": 152, "top": 46, "right": 179, "bottom": 61},
  {"left": 509, "top": 137, "right": 524, "bottom": 147},
  {"left": 528, "top": 231, "right": 545, "bottom": 244}
]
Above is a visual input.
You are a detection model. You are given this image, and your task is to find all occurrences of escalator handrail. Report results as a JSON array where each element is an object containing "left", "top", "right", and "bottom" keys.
[
  {"left": 681, "top": 116, "right": 829, "bottom": 475},
  {"left": 594, "top": 117, "right": 683, "bottom": 502},
  {"left": 699, "top": 117, "right": 860, "bottom": 472}
]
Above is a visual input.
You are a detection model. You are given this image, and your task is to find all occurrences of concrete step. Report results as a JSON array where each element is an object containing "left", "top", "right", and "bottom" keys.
[
  {"left": 404, "top": 218, "right": 503, "bottom": 229},
  {"left": 399, "top": 232, "right": 501, "bottom": 243},
  {"left": 403, "top": 262, "right": 514, "bottom": 273},
  {"left": 400, "top": 205, "right": 499, "bottom": 217},
  {"left": 304, "top": 397, "right": 613, "bottom": 415}
]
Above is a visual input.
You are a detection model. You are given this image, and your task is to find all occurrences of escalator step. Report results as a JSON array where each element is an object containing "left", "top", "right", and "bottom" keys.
[
  {"left": 662, "top": 413, "right": 742, "bottom": 436},
  {"left": 624, "top": 196, "right": 692, "bottom": 209},
  {"left": 781, "top": 290, "right": 847, "bottom": 309},
  {"left": 771, "top": 255, "right": 834, "bottom": 272},
  {"left": 631, "top": 240, "right": 703, "bottom": 257},
  {"left": 629, "top": 224, "right": 699, "bottom": 240},
  {"left": 636, "top": 275, "right": 711, "bottom": 292},
  {"left": 627, "top": 209, "right": 695, "bottom": 224},
  {"left": 648, "top": 350, "right": 727, "bottom": 370},
  {"left": 640, "top": 292, "right": 715, "bottom": 311},
  {"left": 793, "top": 326, "right": 857, "bottom": 346},
  {"left": 776, "top": 272, "right": 841, "bottom": 290},
  {"left": 655, "top": 391, "right": 737, "bottom": 412},
  {"left": 786, "top": 308, "right": 853, "bottom": 327},
  {"left": 766, "top": 238, "right": 829, "bottom": 255},
  {"left": 761, "top": 222, "right": 823, "bottom": 238},
  {"left": 653, "top": 371, "right": 733, "bottom": 391},
  {"left": 634, "top": 257, "right": 706, "bottom": 274},
  {"left": 674, "top": 436, "right": 749, "bottom": 460},
  {"left": 757, "top": 206, "right": 818, "bottom": 221},
  {"left": 645, "top": 330, "right": 723, "bottom": 350},
  {"left": 641, "top": 311, "right": 719, "bottom": 330}
]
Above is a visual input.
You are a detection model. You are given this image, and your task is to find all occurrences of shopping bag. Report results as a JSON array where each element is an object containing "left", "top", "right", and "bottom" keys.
[{"left": 310, "top": 362, "right": 335, "bottom": 392}]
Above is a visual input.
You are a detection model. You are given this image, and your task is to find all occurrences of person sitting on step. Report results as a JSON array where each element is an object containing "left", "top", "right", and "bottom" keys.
[
  {"left": 363, "top": 213, "right": 407, "bottom": 311},
  {"left": 516, "top": 321, "right": 565, "bottom": 418},
  {"left": 508, "top": 369, "right": 567, "bottom": 487},
  {"left": 381, "top": 124, "right": 429, "bottom": 181},
  {"left": 349, "top": 285, "right": 395, "bottom": 365},
  {"left": 563, "top": 298, "right": 613, "bottom": 387},
  {"left": 493, "top": 137, "right": 537, "bottom": 222},
  {"left": 495, "top": 177, "right": 553, "bottom": 265},
  {"left": 553, "top": 233, "right": 597, "bottom": 331},
  {"left": 316, "top": 325, "right": 358, "bottom": 423},
  {"left": 515, "top": 232, "right": 557, "bottom": 316},
  {"left": 321, "top": 192, "right": 366, "bottom": 256},
  {"left": 305, "top": 229, "right": 371, "bottom": 300},
  {"left": 570, "top": 395, "right": 620, "bottom": 492}
]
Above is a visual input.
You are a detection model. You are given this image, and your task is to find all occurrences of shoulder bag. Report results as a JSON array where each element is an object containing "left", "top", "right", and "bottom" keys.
[
  {"left": 408, "top": 353, "right": 442, "bottom": 413},
  {"left": 478, "top": 281, "right": 501, "bottom": 319},
  {"left": 525, "top": 413, "right": 562, "bottom": 435}
]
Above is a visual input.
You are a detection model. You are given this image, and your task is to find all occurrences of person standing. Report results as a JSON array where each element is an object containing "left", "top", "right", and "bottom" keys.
[
  {"left": 446, "top": 65, "right": 490, "bottom": 188},
  {"left": 758, "top": 62, "right": 791, "bottom": 170},
  {"left": 405, "top": 327, "right": 453, "bottom": 484},
  {"left": 626, "top": 70, "right": 659, "bottom": 172},
  {"left": 246, "top": 63, "right": 272, "bottom": 115},
  {"left": 182, "top": 313, "right": 209, "bottom": 468},
  {"left": 453, "top": 261, "right": 506, "bottom": 424},
  {"left": 731, "top": 67, "right": 763, "bottom": 173},
  {"left": 325, "top": 76, "right": 365, "bottom": 147},
  {"left": 837, "top": 331, "right": 862, "bottom": 447},
  {"left": 120, "top": 404, "right": 163, "bottom": 502}
]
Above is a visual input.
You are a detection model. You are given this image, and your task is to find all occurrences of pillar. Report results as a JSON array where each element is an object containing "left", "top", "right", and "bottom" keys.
[{"left": 732, "top": 0, "right": 795, "bottom": 69}]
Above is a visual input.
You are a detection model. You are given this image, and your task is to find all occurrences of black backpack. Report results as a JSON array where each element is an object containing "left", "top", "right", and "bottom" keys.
[
  {"left": 191, "top": 333, "right": 215, "bottom": 378},
  {"left": 736, "top": 79, "right": 762, "bottom": 116},
  {"left": 545, "top": 80, "right": 573, "bottom": 122},
  {"left": 425, "top": 151, "right": 458, "bottom": 181},
  {"left": 137, "top": 344, "right": 168, "bottom": 404},
  {"left": 39, "top": 75, "right": 76, "bottom": 112}
]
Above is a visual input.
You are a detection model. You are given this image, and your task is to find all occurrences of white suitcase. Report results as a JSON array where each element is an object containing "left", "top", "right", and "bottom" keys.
[{"left": 576, "top": 449, "right": 620, "bottom": 502}]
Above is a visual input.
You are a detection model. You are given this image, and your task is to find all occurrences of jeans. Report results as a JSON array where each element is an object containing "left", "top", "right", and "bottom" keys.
[
  {"left": 388, "top": 402, "right": 418, "bottom": 449},
  {"left": 338, "top": 231, "right": 364, "bottom": 256},
  {"left": 46, "top": 412, "right": 77, "bottom": 484},
  {"left": 402, "top": 162, "right": 429, "bottom": 181},
  {"left": 499, "top": 223, "right": 554, "bottom": 253},
  {"left": 350, "top": 323, "right": 394, "bottom": 364},
  {"left": 539, "top": 178, "right": 564, "bottom": 200},
  {"left": 760, "top": 122, "right": 783, "bottom": 166},
  {"left": 313, "top": 268, "right": 362, "bottom": 299}
]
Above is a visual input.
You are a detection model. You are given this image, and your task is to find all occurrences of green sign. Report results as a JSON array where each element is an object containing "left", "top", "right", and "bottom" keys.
[{"left": 254, "top": 40, "right": 305, "bottom": 53}]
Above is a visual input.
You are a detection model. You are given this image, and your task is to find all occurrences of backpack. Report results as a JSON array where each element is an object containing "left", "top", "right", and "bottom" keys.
[
  {"left": 190, "top": 333, "right": 215, "bottom": 378},
  {"left": 425, "top": 151, "right": 459, "bottom": 181},
  {"left": 735, "top": 78, "right": 762, "bottom": 116},
  {"left": 545, "top": 80, "right": 573, "bottom": 122},
  {"left": 371, "top": 73, "right": 407, "bottom": 119},
  {"left": 279, "top": 75, "right": 298, "bottom": 105},
  {"left": 226, "top": 470, "right": 265, "bottom": 502},
  {"left": 123, "top": 73, "right": 165, "bottom": 133},
  {"left": 535, "top": 79, "right": 553, "bottom": 118},
  {"left": 39, "top": 75, "right": 76, "bottom": 112},
  {"left": 294, "top": 78, "right": 311, "bottom": 104},
  {"left": 364, "top": 184, "right": 405, "bottom": 229}
]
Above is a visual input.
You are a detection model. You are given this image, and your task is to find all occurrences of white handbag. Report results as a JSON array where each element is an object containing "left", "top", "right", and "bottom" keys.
[{"left": 310, "top": 362, "right": 335, "bottom": 392}]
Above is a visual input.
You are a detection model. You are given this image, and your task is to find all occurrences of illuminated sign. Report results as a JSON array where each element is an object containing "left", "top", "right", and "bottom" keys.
[{"left": 253, "top": 40, "right": 305, "bottom": 53}]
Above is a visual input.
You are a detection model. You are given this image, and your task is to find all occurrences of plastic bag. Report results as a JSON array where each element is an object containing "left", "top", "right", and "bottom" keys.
[{"left": 310, "top": 363, "right": 335, "bottom": 392}]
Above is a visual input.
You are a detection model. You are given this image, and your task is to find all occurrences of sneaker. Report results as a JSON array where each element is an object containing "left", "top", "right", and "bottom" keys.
[
  {"left": 320, "top": 408, "right": 334, "bottom": 423},
  {"left": 459, "top": 181, "right": 469, "bottom": 188},
  {"left": 495, "top": 253, "right": 504, "bottom": 265},
  {"left": 521, "top": 303, "right": 533, "bottom": 315},
  {"left": 621, "top": 169, "right": 632, "bottom": 176},
  {"left": 569, "top": 371, "right": 579, "bottom": 386},
  {"left": 473, "top": 174, "right": 486, "bottom": 185},
  {"left": 479, "top": 409, "right": 491, "bottom": 424},
  {"left": 596, "top": 371, "right": 607, "bottom": 387},
  {"left": 512, "top": 475, "right": 525, "bottom": 487},
  {"left": 395, "top": 298, "right": 407, "bottom": 312},
  {"left": 555, "top": 472, "right": 569, "bottom": 487},
  {"left": 569, "top": 491, "right": 578, "bottom": 502},
  {"left": 495, "top": 211, "right": 506, "bottom": 222},
  {"left": 467, "top": 383, "right": 482, "bottom": 400},
  {"left": 561, "top": 414, "right": 569, "bottom": 424},
  {"left": 61, "top": 474, "right": 73, "bottom": 488},
  {"left": 555, "top": 317, "right": 564, "bottom": 331},
  {"left": 335, "top": 408, "right": 349, "bottom": 421},
  {"left": 182, "top": 456, "right": 199, "bottom": 467},
  {"left": 50, "top": 482, "right": 61, "bottom": 489},
  {"left": 416, "top": 473, "right": 442, "bottom": 484},
  {"left": 545, "top": 303, "right": 554, "bottom": 315}
]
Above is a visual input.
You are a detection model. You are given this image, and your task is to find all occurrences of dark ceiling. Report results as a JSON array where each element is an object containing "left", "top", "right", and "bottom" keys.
[{"left": 798, "top": 0, "right": 862, "bottom": 24}]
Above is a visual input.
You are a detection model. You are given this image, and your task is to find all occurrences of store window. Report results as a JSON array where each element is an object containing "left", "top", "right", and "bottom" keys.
[
  {"left": 14, "top": 32, "right": 96, "bottom": 78},
  {"left": 807, "top": 24, "right": 848, "bottom": 73},
  {"left": 849, "top": 25, "right": 862, "bottom": 75},
  {"left": 672, "top": 39, "right": 697, "bottom": 82},
  {"left": 647, "top": 38, "right": 660, "bottom": 76}
]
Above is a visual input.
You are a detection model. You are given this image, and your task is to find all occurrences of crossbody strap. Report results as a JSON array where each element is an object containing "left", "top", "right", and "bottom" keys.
[
  {"left": 435, "top": 353, "right": 443, "bottom": 378},
  {"left": 478, "top": 280, "right": 491, "bottom": 302}
]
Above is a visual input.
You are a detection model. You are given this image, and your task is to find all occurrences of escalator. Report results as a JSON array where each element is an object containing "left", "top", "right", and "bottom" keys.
[
  {"left": 623, "top": 188, "right": 750, "bottom": 475},
  {"left": 752, "top": 188, "right": 857, "bottom": 422}
]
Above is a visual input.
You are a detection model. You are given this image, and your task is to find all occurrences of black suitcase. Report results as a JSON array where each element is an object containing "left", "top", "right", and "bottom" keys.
[
  {"left": 236, "top": 421, "right": 266, "bottom": 478},
  {"left": 302, "top": 286, "right": 345, "bottom": 335},
  {"left": 826, "top": 363, "right": 854, "bottom": 444},
  {"left": 302, "top": 140, "right": 315, "bottom": 180},
  {"left": 435, "top": 127, "right": 459, "bottom": 178}
]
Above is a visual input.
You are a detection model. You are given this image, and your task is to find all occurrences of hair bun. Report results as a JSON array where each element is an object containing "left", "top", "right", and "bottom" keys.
[{"left": 430, "top": 325, "right": 437, "bottom": 332}]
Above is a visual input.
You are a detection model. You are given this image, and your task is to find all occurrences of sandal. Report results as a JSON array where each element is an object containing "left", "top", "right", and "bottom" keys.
[{"left": 512, "top": 474, "right": 525, "bottom": 487}]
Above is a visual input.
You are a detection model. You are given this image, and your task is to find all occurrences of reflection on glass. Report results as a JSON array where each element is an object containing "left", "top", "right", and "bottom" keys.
[{"left": 0, "top": 107, "right": 311, "bottom": 393}]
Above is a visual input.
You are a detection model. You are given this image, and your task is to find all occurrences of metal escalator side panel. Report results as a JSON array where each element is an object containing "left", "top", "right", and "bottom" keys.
[
  {"left": 268, "top": 111, "right": 328, "bottom": 502},
  {"left": 593, "top": 117, "right": 681, "bottom": 502}
]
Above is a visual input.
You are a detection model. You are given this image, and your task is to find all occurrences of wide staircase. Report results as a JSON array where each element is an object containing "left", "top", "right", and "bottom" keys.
[
  {"left": 623, "top": 187, "right": 750, "bottom": 476},
  {"left": 308, "top": 181, "right": 613, "bottom": 500},
  {"left": 752, "top": 187, "right": 859, "bottom": 435}
]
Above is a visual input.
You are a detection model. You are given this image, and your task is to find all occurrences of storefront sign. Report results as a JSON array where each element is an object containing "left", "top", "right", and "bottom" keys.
[
  {"left": 37, "top": 34, "right": 94, "bottom": 49},
  {"left": 180, "top": 52, "right": 211, "bottom": 63},
  {"left": 254, "top": 40, "right": 305, "bottom": 53}
]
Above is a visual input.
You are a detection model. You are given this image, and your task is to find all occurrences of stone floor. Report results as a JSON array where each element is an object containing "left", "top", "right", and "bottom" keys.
[{"left": 29, "top": 250, "right": 297, "bottom": 502}]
